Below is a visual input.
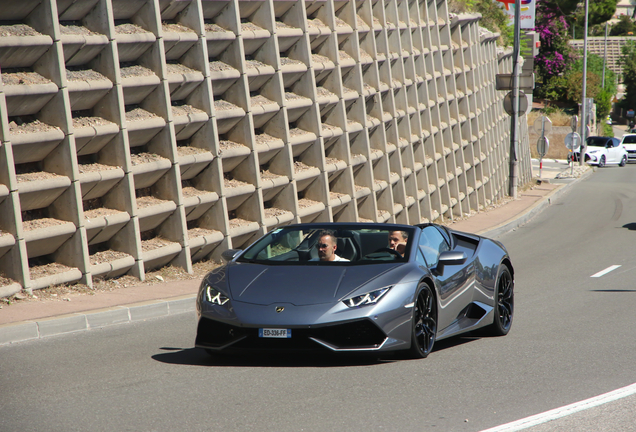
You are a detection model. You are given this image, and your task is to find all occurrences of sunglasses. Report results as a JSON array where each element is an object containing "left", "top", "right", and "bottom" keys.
[{"left": 317, "top": 243, "right": 331, "bottom": 249}]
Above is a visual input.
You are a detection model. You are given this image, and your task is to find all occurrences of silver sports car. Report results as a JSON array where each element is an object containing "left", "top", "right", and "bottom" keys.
[{"left": 195, "top": 223, "right": 514, "bottom": 358}]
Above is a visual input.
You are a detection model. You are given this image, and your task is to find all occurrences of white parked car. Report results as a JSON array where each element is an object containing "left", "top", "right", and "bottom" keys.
[
  {"left": 620, "top": 133, "right": 636, "bottom": 163},
  {"left": 571, "top": 136, "right": 627, "bottom": 167}
]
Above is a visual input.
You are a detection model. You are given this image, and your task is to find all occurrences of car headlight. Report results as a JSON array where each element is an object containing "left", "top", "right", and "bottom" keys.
[
  {"left": 343, "top": 286, "right": 391, "bottom": 308},
  {"left": 205, "top": 283, "right": 231, "bottom": 307}
]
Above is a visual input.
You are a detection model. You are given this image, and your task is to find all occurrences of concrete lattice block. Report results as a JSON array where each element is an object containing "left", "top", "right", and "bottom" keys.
[
  {"left": 16, "top": 175, "right": 71, "bottom": 211},
  {"left": 23, "top": 221, "right": 76, "bottom": 258},
  {"left": 84, "top": 210, "right": 130, "bottom": 245}
]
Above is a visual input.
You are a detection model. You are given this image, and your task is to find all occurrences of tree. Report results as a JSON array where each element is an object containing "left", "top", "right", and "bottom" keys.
[
  {"left": 575, "top": 53, "right": 617, "bottom": 96},
  {"left": 570, "top": 0, "right": 618, "bottom": 37},
  {"left": 565, "top": 54, "right": 615, "bottom": 117},
  {"left": 610, "top": 16, "right": 636, "bottom": 36},
  {"left": 619, "top": 41, "right": 636, "bottom": 111},
  {"left": 563, "top": 70, "right": 601, "bottom": 103},
  {"left": 594, "top": 88, "right": 613, "bottom": 122},
  {"left": 535, "top": 50, "right": 616, "bottom": 119}
]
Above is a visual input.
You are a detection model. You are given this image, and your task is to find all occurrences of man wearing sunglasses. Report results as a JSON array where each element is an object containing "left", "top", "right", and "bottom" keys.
[{"left": 311, "top": 230, "right": 349, "bottom": 262}]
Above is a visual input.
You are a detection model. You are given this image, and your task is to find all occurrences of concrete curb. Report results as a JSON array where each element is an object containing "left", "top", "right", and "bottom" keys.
[
  {"left": 0, "top": 295, "right": 196, "bottom": 346},
  {"left": 480, "top": 168, "right": 594, "bottom": 239}
]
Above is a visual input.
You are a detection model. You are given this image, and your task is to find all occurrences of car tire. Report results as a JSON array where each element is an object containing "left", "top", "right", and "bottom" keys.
[
  {"left": 598, "top": 155, "right": 606, "bottom": 168},
  {"left": 620, "top": 156, "right": 627, "bottom": 167},
  {"left": 408, "top": 283, "right": 437, "bottom": 358},
  {"left": 487, "top": 265, "right": 514, "bottom": 336}
]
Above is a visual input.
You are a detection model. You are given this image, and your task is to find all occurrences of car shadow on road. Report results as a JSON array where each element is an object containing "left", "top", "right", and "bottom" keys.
[
  {"left": 153, "top": 334, "right": 485, "bottom": 367},
  {"left": 623, "top": 223, "right": 636, "bottom": 230},
  {"left": 431, "top": 335, "right": 482, "bottom": 353},
  {"left": 152, "top": 347, "right": 397, "bottom": 367}
]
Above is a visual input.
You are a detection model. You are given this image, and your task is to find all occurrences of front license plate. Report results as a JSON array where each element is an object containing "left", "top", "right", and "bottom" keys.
[{"left": 259, "top": 328, "right": 291, "bottom": 338}]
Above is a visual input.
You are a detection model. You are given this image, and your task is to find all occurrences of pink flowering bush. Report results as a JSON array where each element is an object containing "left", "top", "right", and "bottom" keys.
[{"left": 533, "top": 0, "right": 575, "bottom": 99}]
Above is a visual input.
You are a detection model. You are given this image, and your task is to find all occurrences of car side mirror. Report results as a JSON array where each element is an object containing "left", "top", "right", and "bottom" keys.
[
  {"left": 434, "top": 251, "right": 467, "bottom": 276},
  {"left": 221, "top": 249, "right": 242, "bottom": 262}
]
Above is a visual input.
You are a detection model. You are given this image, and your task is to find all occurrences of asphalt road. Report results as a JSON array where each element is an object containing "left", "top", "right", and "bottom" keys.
[
  {"left": 2, "top": 164, "right": 636, "bottom": 432},
  {"left": 490, "top": 160, "right": 636, "bottom": 431}
]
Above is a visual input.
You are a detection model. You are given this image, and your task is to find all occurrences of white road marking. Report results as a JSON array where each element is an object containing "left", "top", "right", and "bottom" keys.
[
  {"left": 591, "top": 265, "right": 621, "bottom": 278},
  {"left": 479, "top": 382, "right": 636, "bottom": 432}
]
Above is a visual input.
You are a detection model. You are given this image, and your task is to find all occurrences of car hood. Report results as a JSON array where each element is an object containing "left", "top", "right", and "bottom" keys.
[
  {"left": 226, "top": 262, "right": 404, "bottom": 306},
  {"left": 622, "top": 143, "right": 636, "bottom": 150}
]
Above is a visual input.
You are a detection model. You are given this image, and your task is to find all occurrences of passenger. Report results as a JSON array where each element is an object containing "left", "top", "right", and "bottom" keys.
[
  {"left": 311, "top": 230, "right": 349, "bottom": 262},
  {"left": 388, "top": 230, "right": 409, "bottom": 256}
]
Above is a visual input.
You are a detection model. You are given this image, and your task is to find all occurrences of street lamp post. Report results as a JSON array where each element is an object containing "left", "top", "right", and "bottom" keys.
[
  {"left": 602, "top": 21, "right": 608, "bottom": 88},
  {"left": 509, "top": 0, "right": 521, "bottom": 198},
  {"left": 579, "top": 0, "right": 589, "bottom": 165}
]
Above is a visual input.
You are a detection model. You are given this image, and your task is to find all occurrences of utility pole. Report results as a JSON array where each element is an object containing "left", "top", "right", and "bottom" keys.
[
  {"left": 509, "top": 0, "right": 521, "bottom": 198},
  {"left": 602, "top": 21, "right": 608, "bottom": 88},
  {"left": 579, "top": 0, "right": 589, "bottom": 166}
]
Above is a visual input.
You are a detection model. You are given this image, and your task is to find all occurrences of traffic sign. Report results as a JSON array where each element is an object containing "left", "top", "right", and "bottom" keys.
[
  {"left": 533, "top": 116, "right": 552, "bottom": 136},
  {"left": 503, "top": 91, "right": 528, "bottom": 116},
  {"left": 564, "top": 132, "right": 581, "bottom": 151},
  {"left": 496, "top": 73, "right": 535, "bottom": 91},
  {"left": 536, "top": 136, "right": 549, "bottom": 158}
]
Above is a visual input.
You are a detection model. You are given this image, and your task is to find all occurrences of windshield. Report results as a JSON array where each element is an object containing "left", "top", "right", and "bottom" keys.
[
  {"left": 586, "top": 137, "right": 609, "bottom": 147},
  {"left": 623, "top": 135, "right": 636, "bottom": 144},
  {"left": 237, "top": 225, "right": 414, "bottom": 265}
]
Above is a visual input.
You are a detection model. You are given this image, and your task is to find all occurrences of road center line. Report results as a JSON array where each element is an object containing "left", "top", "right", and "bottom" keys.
[
  {"left": 479, "top": 382, "right": 636, "bottom": 432},
  {"left": 591, "top": 265, "right": 621, "bottom": 278}
]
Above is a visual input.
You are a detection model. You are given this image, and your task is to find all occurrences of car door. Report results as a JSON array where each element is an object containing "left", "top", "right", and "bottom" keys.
[
  {"left": 417, "top": 226, "right": 475, "bottom": 332},
  {"left": 607, "top": 137, "right": 621, "bottom": 163}
]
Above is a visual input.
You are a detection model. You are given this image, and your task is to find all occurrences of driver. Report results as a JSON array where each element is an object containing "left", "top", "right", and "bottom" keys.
[
  {"left": 388, "top": 230, "right": 408, "bottom": 256},
  {"left": 311, "top": 230, "right": 349, "bottom": 262}
]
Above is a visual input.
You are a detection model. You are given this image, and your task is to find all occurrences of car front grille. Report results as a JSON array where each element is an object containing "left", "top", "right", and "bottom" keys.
[{"left": 196, "top": 317, "right": 387, "bottom": 351}]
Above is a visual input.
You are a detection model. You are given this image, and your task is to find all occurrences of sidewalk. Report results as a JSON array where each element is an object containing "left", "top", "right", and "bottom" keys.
[{"left": 0, "top": 161, "right": 592, "bottom": 345}]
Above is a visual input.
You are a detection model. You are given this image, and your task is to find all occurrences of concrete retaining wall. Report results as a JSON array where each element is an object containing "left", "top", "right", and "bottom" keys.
[{"left": 0, "top": 0, "right": 530, "bottom": 296}]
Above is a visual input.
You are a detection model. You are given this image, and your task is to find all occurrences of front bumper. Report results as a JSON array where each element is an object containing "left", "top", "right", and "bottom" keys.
[
  {"left": 571, "top": 152, "right": 599, "bottom": 164},
  {"left": 570, "top": 152, "right": 588, "bottom": 163},
  {"left": 195, "top": 317, "right": 389, "bottom": 352}
]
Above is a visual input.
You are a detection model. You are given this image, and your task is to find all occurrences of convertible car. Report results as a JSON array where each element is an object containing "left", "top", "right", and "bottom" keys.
[{"left": 195, "top": 223, "right": 514, "bottom": 359}]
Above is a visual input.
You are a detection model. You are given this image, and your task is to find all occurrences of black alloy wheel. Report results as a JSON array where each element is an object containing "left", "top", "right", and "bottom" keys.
[
  {"left": 620, "top": 156, "right": 627, "bottom": 167},
  {"left": 409, "top": 284, "right": 437, "bottom": 358},
  {"left": 598, "top": 155, "right": 606, "bottom": 168},
  {"left": 489, "top": 265, "right": 514, "bottom": 336}
]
